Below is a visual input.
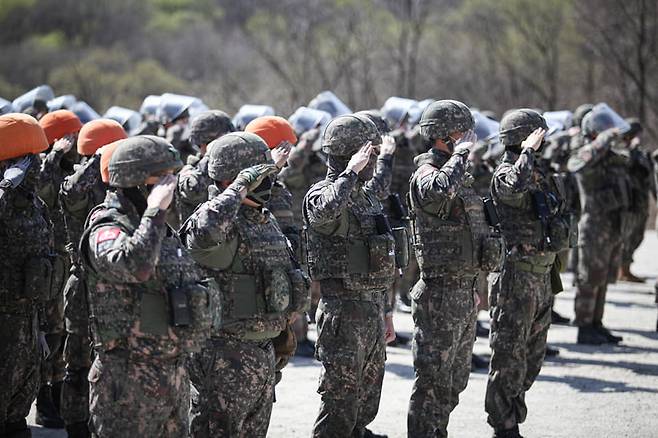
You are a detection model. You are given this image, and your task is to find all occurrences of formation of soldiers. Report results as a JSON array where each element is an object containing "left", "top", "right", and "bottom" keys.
[{"left": 0, "top": 86, "right": 655, "bottom": 438}]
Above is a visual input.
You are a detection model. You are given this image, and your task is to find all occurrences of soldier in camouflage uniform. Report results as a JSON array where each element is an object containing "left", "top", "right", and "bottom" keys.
[
  {"left": 180, "top": 132, "right": 309, "bottom": 437},
  {"left": 406, "top": 100, "right": 504, "bottom": 437},
  {"left": 619, "top": 118, "right": 651, "bottom": 282},
  {"left": 36, "top": 109, "right": 85, "bottom": 429},
  {"left": 81, "top": 136, "right": 215, "bottom": 437},
  {"left": 0, "top": 113, "right": 53, "bottom": 438},
  {"left": 485, "top": 110, "right": 570, "bottom": 438},
  {"left": 568, "top": 106, "right": 630, "bottom": 345},
  {"left": 304, "top": 114, "right": 397, "bottom": 438},
  {"left": 176, "top": 110, "right": 234, "bottom": 226},
  {"left": 58, "top": 119, "right": 127, "bottom": 438}
]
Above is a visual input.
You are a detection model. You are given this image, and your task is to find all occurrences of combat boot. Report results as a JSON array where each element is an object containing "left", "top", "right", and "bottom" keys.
[
  {"left": 476, "top": 320, "right": 490, "bottom": 337},
  {"left": 492, "top": 425, "right": 523, "bottom": 438},
  {"left": 577, "top": 325, "right": 608, "bottom": 345},
  {"left": 35, "top": 384, "right": 65, "bottom": 429},
  {"left": 618, "top": 264, "right": 643, "bottom": 283},
  {"left": 471, "top": 353, "right": 489, "bottom": 370},
  {"left": 551, "top": 309, "right": 570, "bottom": 325},
  {"left": 363, "top": 428, "right": 388, "bottom": 438},
  {"left": 65, "top": 422, "right": 90, "bottom": 438},
  {"left": 593, "top": 323, "right": 622, "bottom": 343},
  {"left": 545, "top": 345, "right": 560, "bottom": 357}
]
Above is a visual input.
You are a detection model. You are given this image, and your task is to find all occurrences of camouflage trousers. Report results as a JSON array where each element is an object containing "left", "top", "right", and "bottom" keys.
[
  {"left": 407, "top": 275, "right": 478, "bottom": 438},
  {"left": 574, "top": 214, "right": 623, "bottom": 326},
  {"left": 88, "top": 351, "right": 188, "bottom": 438},
  {"left": 621, "top": 209, "right": 648, "bottom": 266},
  {"left": 61, "top": 269, "right": 92, "bottom": 426},
  {"left": 312, "top": 292, "right": 386, "bottom": 438},
  {"left": 0, "top": 310, "right": 41, "bottom": 432},
  {"left": 485, "top": 263, "right": 553, "bottom": 430},
  {"left": 188, "top": 336, "right": 275, "bottom": 438}
]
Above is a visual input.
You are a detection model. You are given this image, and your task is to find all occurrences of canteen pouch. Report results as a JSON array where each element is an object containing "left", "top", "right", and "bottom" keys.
[
  {"left": 24, "top": 256, "right": 53, "bottom": 301},
  {"left": 480, "top": 234, "right": 504, "bottom": 272},
  {"left": 392, "top": 227, "right": 410, "bottom": 269},
  {"left": 288, "top": 268, "right": 311, "bottom": 313},
  {"left": 263, "top": 268, "right": 292, "bottom": 313}
]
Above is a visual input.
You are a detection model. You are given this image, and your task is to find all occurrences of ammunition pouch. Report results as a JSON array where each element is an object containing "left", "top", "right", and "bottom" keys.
[
  {"left": 264, "top": 268, "right": 292, "bottom": 313},
  {"left": 392, "top": 227, "right": 410, "bottom": 270},
  {"left": 480, "top": 233, "right": 505, "bottom": 272}
]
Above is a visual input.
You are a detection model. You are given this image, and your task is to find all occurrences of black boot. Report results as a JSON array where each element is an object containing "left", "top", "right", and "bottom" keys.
[
  {"left": 363, "top": 428, "right": 388, "bottom": 438},
  {"left": 492, "top": 425, "right": 523, "bottom": 438},
  {"left": 471, "top": 353, "right": 489, "bottom": 370},
  {"left": 388, "top": 332, "right": 411, "bottom": 347},
  {"left": 577, "top": 325, "right": 608, "bottom": 345},
  {"left": 35, "top": 384, "right": 65, "bottom": 429},
  {"left": 66, "top": 422, "right": 91, "bottom": 438},
  {"left": 294, "top": 339, "right": 316, "bottom": 358},
  {"left": 4, "top": 419, "right": 31, "bottom": 438},
  {"left": 551, "top": 309, "right": 570, "bottom": 325},
  {"left": 594, "top": 323, "right": 622, "bottom": 344},
  {"left": 476, "top": 320, "right": 490, "bottom": 337}
]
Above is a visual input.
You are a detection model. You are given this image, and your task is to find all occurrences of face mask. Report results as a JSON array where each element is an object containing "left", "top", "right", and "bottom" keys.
[{"left": 247, "top": 175, "right": 273, "bottom": 205}]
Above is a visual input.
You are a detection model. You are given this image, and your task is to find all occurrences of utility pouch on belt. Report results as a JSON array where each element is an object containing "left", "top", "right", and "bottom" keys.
[
  {"left": 480, "top": 234, "right": 504, "bottom": 272},
  {"left": 264, "top": 268, "right": 292, "bottom": 313},
  {"left": 483, "top": 197, "right": 501, "bottom": 227},
  {"left": 392, "top": 227, "right": 410, "bottom": 269},
  {"left": 24, "top": 256, "right": 53, "bottom": 301},
  {"left": 168, "top": 286, "right": 192, "bottom": 327}
]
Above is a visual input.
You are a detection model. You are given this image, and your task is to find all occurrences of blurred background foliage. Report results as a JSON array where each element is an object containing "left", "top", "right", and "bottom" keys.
[{"left": 0, "top": 0, "right": 656, "bottom": 139}]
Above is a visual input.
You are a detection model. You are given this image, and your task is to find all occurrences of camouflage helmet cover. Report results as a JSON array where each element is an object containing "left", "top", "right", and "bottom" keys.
[
  {"left": 499, "top": 109, "right": 548, "bottom": 146},
  {"left": 206, "top": 131, "right": 274, "bottom": 181},
  {"left": 572, "top": 103, "right": 594, "bottom": 128},
  {"left": 356, "top": 110, "right": 390, "bottom": 135},
  {"left": 419, "top": 99, "right": 474, "bottom": 141},
  {"left": 189, "top": 110, "right": 235, "bottom": 147},
  {"left": 581, "top": 103, "right": 630, "bottom": 138},
  {"left": 321, "top": 114, "right": 382, "bottom": 156},
  {"left": 108, "top": 135, "right": 183, "bottom": 188}
]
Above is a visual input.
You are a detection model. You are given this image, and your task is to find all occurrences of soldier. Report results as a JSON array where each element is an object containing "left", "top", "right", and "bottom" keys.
[
  {"left": 58, "top": 119, "right": 127, "bottom": 438},
  {"left": 0, "top": 113, "right": 53, "bottom": 438},
  {"left": 180, "top": 132, "right": 309, "bottom": 437},
  {"left": 36, "top": 109, "right": 84, "bottom": 429},
  {"left": 568, "top": 105, "right": 630, "bottom": 345},
  {"left": 81, "top": 136, "right": 214, "bottom": 437},
  {"left": 406, "top": 100, "right": 504, "bottom": 437},
  {"left": 176, "top": 110, "right": 234, "bottom": 226},
  {"left": 486, "top": 109, "right": 570, "bottom": 438},
  {"left": 619, "top": 118, "right": 651, "bottom": 283},
  {"left": 304, "top": 114, "right": 397, "bottom": 438}
]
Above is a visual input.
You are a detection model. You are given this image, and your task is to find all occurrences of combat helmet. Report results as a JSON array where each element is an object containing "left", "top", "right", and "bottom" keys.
[
  {"left": 419, "top": 100, "right": 474, "bottom": 141},
  {"left": 108, "top": 135, "right": 183, "bottom": 188},
  {"left": 499, "top": 109, "right": 547, "bottom": 146},
  {"left": 189, "top": 110, "right": 235, "bottom": 147},
  {"left": 356, "top": 110, "right": 390, "bottom": 136},
  {"left": 206, "top": 132, "right": 273, "bottom": 181},
  {"left": 572, "top": 104, "right": 593, "bottom": 129},
  {"left": 581, "top": 103, "right": 630, "bottom": 138},
  {"left": 321, "top": 114, "right": 381, "bottom": 157}
]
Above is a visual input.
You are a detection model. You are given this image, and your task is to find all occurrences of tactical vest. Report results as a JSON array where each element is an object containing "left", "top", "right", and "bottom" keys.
[
  {"left": 185, "top": 206, "right": 308, "bottom": 341},
  {"left": 493, "top": 154, "right": 570, "bottom": 255},
  {"left": 0, "top": 189, "right": 53, "bottom": 311},
  {"left": 304, "top": 183, "right": 396, "bottom": 291},
  {"left": 81, "top": 195, "right": 217, "bottom": 356},
  {"left": 577, "top": 148, "right": 631, "bottom": 215},
  {"left": 408, "top": 153, "right": 503, "bottom": 279}
]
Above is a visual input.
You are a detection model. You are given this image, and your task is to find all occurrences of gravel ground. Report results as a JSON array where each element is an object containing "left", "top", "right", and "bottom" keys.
[{"left": 29, "top": 232, "right": 658, "bottom": 438}]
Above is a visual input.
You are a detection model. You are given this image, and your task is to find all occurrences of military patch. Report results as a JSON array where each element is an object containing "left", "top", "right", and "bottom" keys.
[{"left": 95, "top": 227, "right": 120, "bottom": 252}]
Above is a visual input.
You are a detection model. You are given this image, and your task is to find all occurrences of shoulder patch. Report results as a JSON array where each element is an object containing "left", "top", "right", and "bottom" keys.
[{"left": 96, "top": 227, "right": 121, "bottom": 244}]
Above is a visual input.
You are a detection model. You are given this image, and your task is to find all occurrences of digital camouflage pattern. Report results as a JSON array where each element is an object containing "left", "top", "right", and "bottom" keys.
[
  {"left": 0, "top": 160, "right": 53, "bottom": 433},
  {"left": 321, "top": 114, "right": 381, "bottom": 157},
  {"left": 419, "top": 100, "right": 474, "bottom": 141},
  {"left": 59, "top": 154, "right": 108, "bottom": 428},
  {"left": 107, "top": 135, "right": 183, "bottom": 188},
  {"left": 268, "top": 180, "right": 300, "bottom": 255},
  {"left": 303, "top": 144, "right": 395, "bottom": 436},
  {"left": 83, "top": 188, "right": 213, "bottom": 437},
  {"left": 407, "top": 148, "right": 498, "bottom": 437},
  {"left": 88, "top": 353, "right": 189, "bottom": 438},
  {"left": 189, "top": 110, "right": 234, "bottom": 147},
  {"left": 206, "top": 132, "right": 273, "bottom": 182},
  {"left": 568, "top": 131, "right": 631, "bottom": 326},
  {"left": 312, "top": 295, "right": 386, "bottom": 438},
  {"left": 176, "top": 154, "right": 213, "bottom": 224},
  {"left": 621, "top": 144, "right": 652, "bottom": 266},
  {"left": 486, "top": 140, "right": 566, "bottom": 431},
  {"left": 188, "top": 337, "right": 275, "bottom": 438},
  {"left": 498, "top": 109, "right": 548, "bottom": 147}
]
